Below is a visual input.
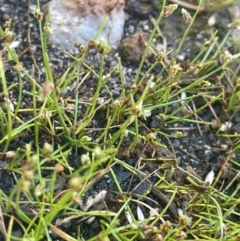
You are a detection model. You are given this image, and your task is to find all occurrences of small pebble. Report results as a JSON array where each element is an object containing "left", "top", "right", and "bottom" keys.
[{"left": 118, "top": 32, "right": 150, "bottom": 63}]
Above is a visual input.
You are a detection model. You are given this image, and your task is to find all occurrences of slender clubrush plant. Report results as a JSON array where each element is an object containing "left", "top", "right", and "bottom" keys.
[{"left": 0, "top": 0, "right": 239, "bottom": 240}]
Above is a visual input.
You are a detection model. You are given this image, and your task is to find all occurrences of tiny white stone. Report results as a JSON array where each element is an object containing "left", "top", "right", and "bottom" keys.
[
  {"left": 29, "top": 5, "right": 37, "bottom": 14},
  {"left": 220, "top": 122, "right": 232, "bottom": 132},
  {"left": 196, "top": 33, "right": 203, "bottom": 39},
  {"left": 177, "top": 53, "right": 185, "bottom": 61},
  {"left": 208, "top": 14, "right": 216, "bottom": 26},
  {"left": 204, "top": 145, "right": 211, "bottom": 150},
  {"left": 143, "top": 24, "right": 149, "bottom": 31},
  {"left": 220, "top": 144, "right": 228, "bottom": 149},
  {"left": 97, "top": 97, "right": 105, "bottom": 105}
]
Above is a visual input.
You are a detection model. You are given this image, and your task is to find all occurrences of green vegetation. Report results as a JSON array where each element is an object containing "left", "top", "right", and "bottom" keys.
[{"left": 0, "top": 0, "right": 240, "bottom": 240}]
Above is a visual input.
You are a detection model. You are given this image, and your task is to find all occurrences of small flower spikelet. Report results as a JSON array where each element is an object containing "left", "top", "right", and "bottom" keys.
[{"left": 44, "top": 0, "right": 125, "bottom": 53}]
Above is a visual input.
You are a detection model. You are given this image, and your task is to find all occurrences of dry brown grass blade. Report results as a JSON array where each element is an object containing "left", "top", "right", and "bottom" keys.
[{"left": 49, "top": 224, "right": 77, "bottom": 241}]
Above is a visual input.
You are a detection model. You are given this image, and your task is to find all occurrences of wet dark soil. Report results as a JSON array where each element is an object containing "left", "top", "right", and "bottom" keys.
[{"left": 0, "top": 0, "right": 240, "bottom": 240}]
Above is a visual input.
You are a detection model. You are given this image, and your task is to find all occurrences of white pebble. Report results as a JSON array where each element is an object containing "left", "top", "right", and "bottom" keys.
[{"left": 44, "top": 0, "right": 125, "bottom": 53}]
